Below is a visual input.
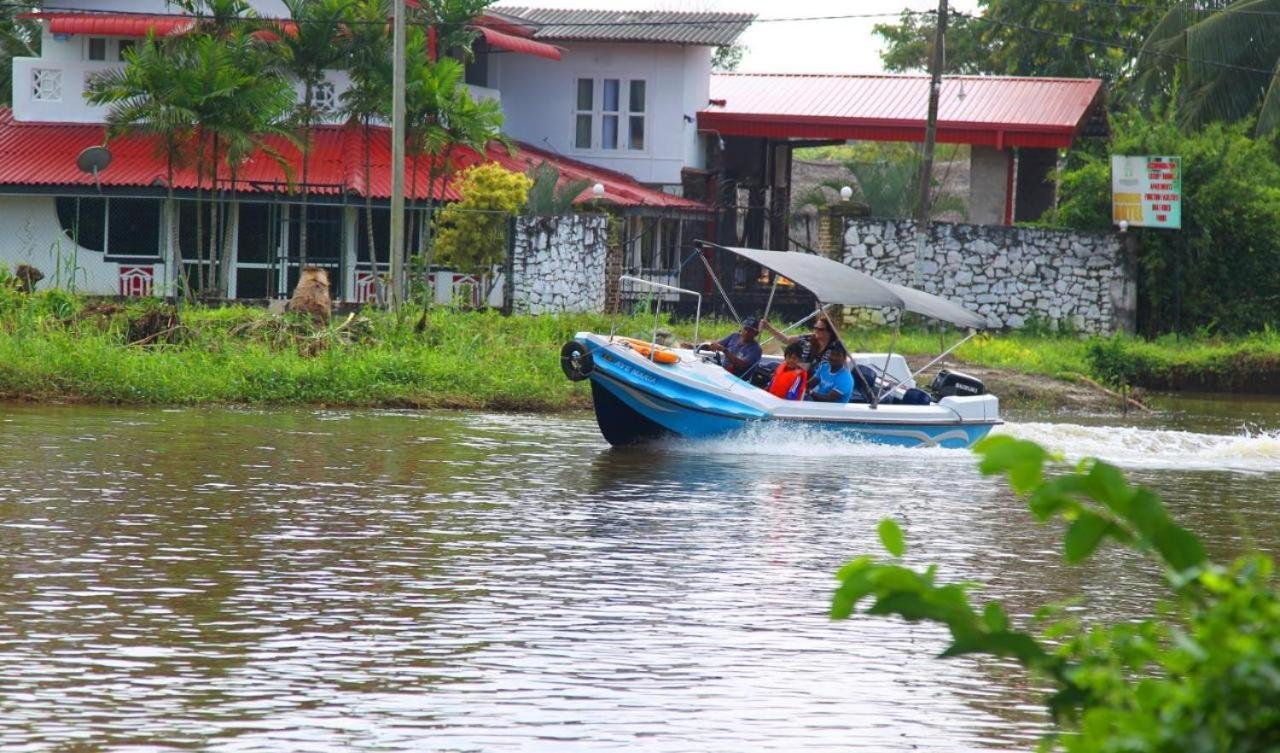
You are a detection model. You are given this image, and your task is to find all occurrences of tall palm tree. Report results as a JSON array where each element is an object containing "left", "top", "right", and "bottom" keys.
[
  {"left": 207, "top": 30, "right": 298, "bottom": 296},
  {"left": 421, "top": 83, "right": 505, "bottom": 275},
  {"left": 340, "top": 0, "right": 391, "bottom": 294},
  {"left": 1139, "top": 0, "right": 1280, "bottom": 135},
  {"left": 85, "top": 34, "right": 199, "bottom": 297},
  {"left": 403, "top": 26, "right": 447, "bottom": 263},
  {"left": 167, "top": 0, "right": 260, "bottom": 293},
  {"left": 276, "top": 0, "right": 351, "bottom": 268}
]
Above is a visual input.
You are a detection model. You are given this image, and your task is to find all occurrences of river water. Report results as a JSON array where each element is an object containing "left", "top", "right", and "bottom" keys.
[{"left": 1, "top": 398, "right": 1277, "bottom": 752}]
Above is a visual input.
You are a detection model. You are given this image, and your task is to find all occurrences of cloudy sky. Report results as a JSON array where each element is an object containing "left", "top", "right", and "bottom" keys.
[{"left": 495, "top": 0, "right": 981, "bottom": 74}]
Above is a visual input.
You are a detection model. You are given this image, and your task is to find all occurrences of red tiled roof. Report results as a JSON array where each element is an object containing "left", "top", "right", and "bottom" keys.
[
  {"left": 700, "top": 73, "right": 1105, "bottom": 149},
  {"left": 0, "top": 109, "right": 704, "bottom": 210}
]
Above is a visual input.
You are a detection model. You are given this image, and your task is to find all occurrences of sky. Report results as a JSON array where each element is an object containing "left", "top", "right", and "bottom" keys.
[{"left": 493, "top": 0, "right": 981, "bottom": 75}]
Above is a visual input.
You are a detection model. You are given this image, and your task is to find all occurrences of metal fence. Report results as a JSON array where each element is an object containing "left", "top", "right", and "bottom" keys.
[{"left": 0, "top": 191, "right": 513, "bottom": 306}]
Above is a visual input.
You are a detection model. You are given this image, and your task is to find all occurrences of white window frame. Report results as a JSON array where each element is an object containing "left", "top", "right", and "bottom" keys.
[
  {"left": 572, "top": 76, "right": 649, "bottom": 155},
  {"left": 31, "top": 68, "right": 62, "bottom": 102},
  {"left": 311, "top": 80, "right": 336, "bottom": 114}
]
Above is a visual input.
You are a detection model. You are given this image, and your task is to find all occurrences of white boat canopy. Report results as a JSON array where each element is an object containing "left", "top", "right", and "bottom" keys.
[{"left": 707, "top": 244, "right": 988, "bottom": 330}]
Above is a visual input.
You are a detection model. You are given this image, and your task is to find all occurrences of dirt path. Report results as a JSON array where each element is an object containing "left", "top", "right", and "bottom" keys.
[{"left": 906, "top": 357, "right": 1139, "bottom": 413}]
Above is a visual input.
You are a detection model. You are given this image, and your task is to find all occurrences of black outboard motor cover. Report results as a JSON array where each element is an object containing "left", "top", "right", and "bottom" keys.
[{"left": 930, "top": 369, "right": 985, "bottom": 400}]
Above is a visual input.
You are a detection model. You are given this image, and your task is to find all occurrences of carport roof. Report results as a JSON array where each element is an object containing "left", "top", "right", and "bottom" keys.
[{"left": 700, "top": 73, "right": 1106, "bottom": 150}]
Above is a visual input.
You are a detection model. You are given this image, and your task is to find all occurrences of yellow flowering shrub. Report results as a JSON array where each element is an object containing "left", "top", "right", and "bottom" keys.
[{"left": 434, "top": 162, "right": 533, "bottom": 275}]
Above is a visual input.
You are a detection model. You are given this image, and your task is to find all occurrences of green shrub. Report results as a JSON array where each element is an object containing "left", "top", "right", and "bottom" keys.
[
  {"left": 1051, "top": 113, "right": 1280, "bottom": 336},
  {"left": 835, "top": 438, "right": 1280, "bottom": 751}
]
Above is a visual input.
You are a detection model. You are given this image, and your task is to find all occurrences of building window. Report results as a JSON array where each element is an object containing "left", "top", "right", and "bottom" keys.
[
  {"left": 31, "top": 69, "right": 62, "bottom": 102},
  {"left": 55, "top": 197, "right": 162, "bottom": 260},
  {"left": 574, "top": 77, "right": 647, "bottom": 153},
  {"left": 464, "top": 40, "right": 489, "bottom": 87},
  {"left": 574, "top": 78, "right": 593, "bottom": 150},
  {"left": 311, "top": 81, "right": 335, "bottom": 113},
  {"left": 601, "top": 78, "right": 620, "bottom": 150},
  {"left": 87, "top": 37, "right": 107, "bottom": 61},
  {"left": 117, "top": 39, "right": 136, "bottom": 61},
  {"left": 629, "top": 81, "right": 646, "bottom": 150}
]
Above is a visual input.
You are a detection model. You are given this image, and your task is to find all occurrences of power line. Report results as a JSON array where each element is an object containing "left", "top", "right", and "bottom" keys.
[
  {"left": 952, "top": 9, "right": 1276, "bottom": 76},
  {"left": 4, "top": 4, "right": 922, "bottom": 27}
]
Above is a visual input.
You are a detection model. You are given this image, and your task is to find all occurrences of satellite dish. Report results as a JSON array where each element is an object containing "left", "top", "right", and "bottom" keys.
[
  {"left": 77, "top": 145, "right": 112, "bottom": 174},
  {"left": 77, "top": 145, "right": 112, "bottom": 192}
]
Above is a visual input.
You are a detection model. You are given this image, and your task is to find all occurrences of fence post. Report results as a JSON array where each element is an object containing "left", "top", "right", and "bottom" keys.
[{"left": 502, "top": 213, "right": 517, "bottom": 316}]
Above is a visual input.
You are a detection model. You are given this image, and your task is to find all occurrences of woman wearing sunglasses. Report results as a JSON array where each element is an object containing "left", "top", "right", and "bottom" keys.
[{"left": 759, "top": 313, "right": 839, "bottom": 376}]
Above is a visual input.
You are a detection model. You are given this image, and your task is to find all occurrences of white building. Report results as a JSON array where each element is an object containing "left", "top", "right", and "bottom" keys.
[{"left": 0, "top": 3, "right": 752, "bottom": 299}]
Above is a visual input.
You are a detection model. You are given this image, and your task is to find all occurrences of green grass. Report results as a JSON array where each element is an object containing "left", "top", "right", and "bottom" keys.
[
  {"left": 0, "top": 289, "right": 1274, "bottom": 408},
  {"left": 1085, "top": 330, "right": 1280, "bottom": 392}
]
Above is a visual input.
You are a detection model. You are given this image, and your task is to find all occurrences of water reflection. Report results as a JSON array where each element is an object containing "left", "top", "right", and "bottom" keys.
[{"left": 0, "top": 401, "right": 1276, "bottom": 751}]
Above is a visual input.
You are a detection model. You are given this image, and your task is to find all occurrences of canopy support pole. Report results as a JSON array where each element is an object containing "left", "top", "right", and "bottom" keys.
[
  {"left": 698, "top": 250, "right": 742, "bottom": 325},
  {"left": 870, "top": 310, "right": 902, "bottom": 409},
  {"left": 758, "top": 303, "right": 836, "bottom": 350},
  {"left": 874, "top": 329, "right": 979, "bottom": 401},
  {"left": 763, "top": 275, "right": 779, "bottom": 322},
  {"left": 910, "top": 330, "right": 978, "bottom": 382}
]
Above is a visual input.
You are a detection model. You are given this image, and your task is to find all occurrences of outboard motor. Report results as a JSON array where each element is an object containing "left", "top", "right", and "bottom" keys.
[{"left": 930, "top": 369, "right": 985, "bottom": 400}]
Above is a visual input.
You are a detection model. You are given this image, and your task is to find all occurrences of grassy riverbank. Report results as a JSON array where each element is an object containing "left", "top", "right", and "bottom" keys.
[{"left": 0, "top": 291, "right": 1275, "bottom": 410}]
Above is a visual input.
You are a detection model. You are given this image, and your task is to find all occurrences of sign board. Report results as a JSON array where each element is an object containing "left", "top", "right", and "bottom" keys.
[{"left": 1111, "top": 155, "right": 1181, "bottom": 229}]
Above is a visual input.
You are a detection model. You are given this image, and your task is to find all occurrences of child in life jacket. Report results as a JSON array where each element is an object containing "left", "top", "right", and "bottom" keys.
[{"left": 767, "top": 341, "right": 808, "bottom": 400}]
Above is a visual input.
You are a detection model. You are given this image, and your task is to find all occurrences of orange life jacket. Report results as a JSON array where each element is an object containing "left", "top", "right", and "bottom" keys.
[{"left": 768, "top": 364, "right": 808, "bottom": 400}]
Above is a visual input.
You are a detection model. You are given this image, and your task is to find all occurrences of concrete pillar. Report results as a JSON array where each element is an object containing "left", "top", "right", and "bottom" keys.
[
  {"left": 969, "top": 146, "right": 1011, "bottom": 226},
  {"left": 816, "top": 202, "right": 868, "bottom": 328},
  {"left": 603, "top": 214, "right": 623, "bottom": 313},
  {"left": 343, "top": 205, "right": 358, "bottom": 302},
  {"left": 817, "top": 202, "right": 869, "bottom": 260}
]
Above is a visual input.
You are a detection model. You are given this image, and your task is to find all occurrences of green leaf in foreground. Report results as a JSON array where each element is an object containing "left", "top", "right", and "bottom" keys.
[
  {"left": 834, "top": 439, "right": 1280, "bottom": 751},
  {"left": 878, "top": 518, "right": 906, "bottom": 557}
]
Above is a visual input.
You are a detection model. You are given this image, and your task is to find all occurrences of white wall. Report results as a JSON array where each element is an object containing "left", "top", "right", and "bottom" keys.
[
  {"left": 0, "top": 195, "right": 167, "bottom": 296},
  {"left": 493, "top": 42, "right": 710, "bottom": 187}
]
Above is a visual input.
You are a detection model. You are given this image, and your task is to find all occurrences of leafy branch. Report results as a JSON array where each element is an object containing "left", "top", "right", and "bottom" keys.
[{"left": 833, "top": 436, "right": 1280, "bottom": 751}]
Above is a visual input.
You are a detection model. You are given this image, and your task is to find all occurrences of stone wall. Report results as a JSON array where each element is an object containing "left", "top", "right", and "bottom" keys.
[
  {"left": 511, "top": 214, "right": 610, "bottom": 315},
  {"left": 841, "top": 218, "right": 1133, "bottom": 333}
]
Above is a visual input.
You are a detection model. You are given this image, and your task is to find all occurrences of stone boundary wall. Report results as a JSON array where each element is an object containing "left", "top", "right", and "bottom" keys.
[
  {"left": 842, "top": 219, "right": 1133, "bottom": 333},
  {"left": 511, "top": 214, "right": 609, "bottom": 315}
]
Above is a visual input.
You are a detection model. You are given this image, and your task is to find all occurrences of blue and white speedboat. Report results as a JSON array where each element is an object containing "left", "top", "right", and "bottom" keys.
[{"left": 561, "top": 243, "right": 1000, "bottom": 448}]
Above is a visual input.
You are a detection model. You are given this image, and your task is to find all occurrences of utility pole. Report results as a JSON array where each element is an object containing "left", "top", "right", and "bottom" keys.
[
  {"left": 389, "top": 0, "right": 407, "bottom": 310},
  {"left": 913, "top": 0, "right": 947, "bottom": 287}
]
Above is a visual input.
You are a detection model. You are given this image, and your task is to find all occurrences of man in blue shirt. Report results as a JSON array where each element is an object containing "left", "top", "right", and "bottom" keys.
[
  {"left": 705, "top": 317, "right": 763, "bottom": 378},
  {"left": 808, "top": 345, "right": 855, "bottom": 403}
]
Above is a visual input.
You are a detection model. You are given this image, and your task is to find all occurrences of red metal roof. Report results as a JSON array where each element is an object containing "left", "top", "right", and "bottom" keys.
[
  {"left": 0, "top": 109, "right": 703, "bottom": 210},
  {"left": 476, "top": 26, "right": 561, "bottom": 61},
  {"left": 700, "top": 73, "right": 1105, "bottom": 149},
  {"left": 24, "top": 12, "right": 195, "bottom": 37}
]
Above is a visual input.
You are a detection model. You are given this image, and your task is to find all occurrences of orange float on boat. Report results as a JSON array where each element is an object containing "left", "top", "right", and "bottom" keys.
[{"left": 614, "top": 337, "right": 680, "bottom": 365}]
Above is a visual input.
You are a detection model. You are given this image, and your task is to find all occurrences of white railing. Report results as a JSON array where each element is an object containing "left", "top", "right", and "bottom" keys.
[{"left": 616, "top": 274, "right": 702, "bottom": 347}]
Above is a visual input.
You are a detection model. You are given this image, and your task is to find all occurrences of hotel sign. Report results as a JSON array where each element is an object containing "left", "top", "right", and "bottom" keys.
[{"left": 1111, "top": 155, "right": 1181, "bottom": 229}]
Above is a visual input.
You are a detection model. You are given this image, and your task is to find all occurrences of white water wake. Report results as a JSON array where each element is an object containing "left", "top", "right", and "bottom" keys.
[
  {"left": 659, "top": 420, "right": 1280, "bottom": 475},
  {"left": 996, "top": 423, "right": 1280, "bottom": 474}
]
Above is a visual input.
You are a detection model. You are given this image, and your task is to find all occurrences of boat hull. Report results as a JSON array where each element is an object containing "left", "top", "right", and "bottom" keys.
[{"left": 579, "top": 334, "right": 999, "bottom": 450}]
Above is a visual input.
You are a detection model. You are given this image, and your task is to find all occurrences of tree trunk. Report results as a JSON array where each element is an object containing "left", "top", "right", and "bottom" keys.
[
  {"left": 423, "top": 144, "right": 456, "bottom": 273},
  {"left": 208, "top": 134, "right": 221, "bottom": 295},
  {"left": 363, "top": 117, "right": 378, "bottom": 305},
  {"left": 299, "top": 81, "right": 312, "bottom": 269},
  {"left": 408, "top": 140, "right": 421, "bottom": 296},
  {"left": 194, "top": 129, "right": 206, "bottom": 296},
  {"left": 166, "top": 143, "right": 183, "bottom": 301}
]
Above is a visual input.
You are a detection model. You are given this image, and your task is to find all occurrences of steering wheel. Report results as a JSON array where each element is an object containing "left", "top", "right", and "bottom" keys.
[{"left": 694, "top": 343, "right": 724, "bottom": 366}]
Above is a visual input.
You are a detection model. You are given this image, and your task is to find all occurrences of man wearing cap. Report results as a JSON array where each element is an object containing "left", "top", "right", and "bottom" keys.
[{"left": 704, "top": 317, "right": 763, "bottom": 378}]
